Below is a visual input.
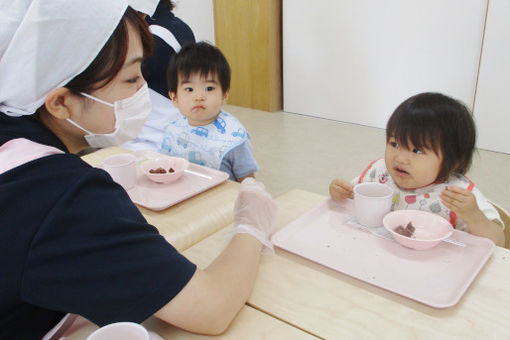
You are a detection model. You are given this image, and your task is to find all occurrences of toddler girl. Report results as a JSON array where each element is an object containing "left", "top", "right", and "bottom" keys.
[{"left": 329, "top": 92, "right": 505, "bottom": 246}]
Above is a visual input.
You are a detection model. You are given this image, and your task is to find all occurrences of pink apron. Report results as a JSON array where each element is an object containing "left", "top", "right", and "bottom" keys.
[{"left": 0, "top": 138, "right": 91, "bottom": 339}]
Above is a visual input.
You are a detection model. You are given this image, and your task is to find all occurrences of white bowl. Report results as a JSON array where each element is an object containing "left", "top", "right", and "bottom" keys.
[
  {"left": 383, "top": 210, "right": 453, "bottom": 250},
  {"left": 141, "top": 157, "right": 189, "bottom": 184}
]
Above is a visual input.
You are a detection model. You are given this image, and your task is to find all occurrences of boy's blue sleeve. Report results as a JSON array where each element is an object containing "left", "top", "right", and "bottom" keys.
[{"left": 220, "top": 138, "right": 259, "bottom": 181}]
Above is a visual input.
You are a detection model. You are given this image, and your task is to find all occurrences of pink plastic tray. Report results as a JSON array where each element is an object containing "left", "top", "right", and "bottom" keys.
[
  {"left": 271, "top": 198, "right": 495, "bottom": 308},
  {"left": 125, "top": 150, "right": 229, "bottom": 211}
]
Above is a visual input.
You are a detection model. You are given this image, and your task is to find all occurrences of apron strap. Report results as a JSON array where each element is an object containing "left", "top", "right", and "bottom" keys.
[
  {"left": 149, "top": 24, "right": 182, "bottom": 52},
  {"left": 42, "top": 314, "right": 79, "bottom": 340},
  {"left": 0, "top": 138, "right": 64, "bottom": 175}
]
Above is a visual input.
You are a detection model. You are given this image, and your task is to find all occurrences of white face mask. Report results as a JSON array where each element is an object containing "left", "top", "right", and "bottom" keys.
[{"left": 67, "top": 83, "right": 152, "bottom": 148}]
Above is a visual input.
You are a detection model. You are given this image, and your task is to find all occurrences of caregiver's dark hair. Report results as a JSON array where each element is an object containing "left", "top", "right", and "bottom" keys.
[
  {"left": 153, "top": 1, "right": 175, "bottom": 13},
  {"left": 167, "top": 41, "right": 231, "bottom": 94},
  {"left": 166, "top": 0, "right": 176, "bottom": 11},
  {"left": 65, "top": 7, "right": 153, "bottom": 94},
  {"left": 386, "top": 92, "right": 476, "bottom": 182}
]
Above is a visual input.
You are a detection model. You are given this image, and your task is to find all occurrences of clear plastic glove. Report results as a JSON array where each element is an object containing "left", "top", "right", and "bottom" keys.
[{"left": 232, "top": 178, "right": 278, "bottom": 253}]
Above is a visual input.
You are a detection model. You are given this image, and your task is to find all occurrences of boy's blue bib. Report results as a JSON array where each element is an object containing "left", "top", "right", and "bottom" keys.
[{"left": 160, "top": 110, "right": 248, "bottom": 169}]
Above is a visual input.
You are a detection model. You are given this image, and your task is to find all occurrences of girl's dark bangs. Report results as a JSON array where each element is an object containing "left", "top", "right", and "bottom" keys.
[{"left": 389, "top": 119, "right": 441, "bottom": 154}]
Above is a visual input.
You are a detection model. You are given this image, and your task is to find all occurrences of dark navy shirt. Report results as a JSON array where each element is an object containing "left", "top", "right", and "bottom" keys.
[
  {"left": 143, "top": 1, "right": 195, "bottom": 98},
  {"left": 0, "top": 114, "right": 196, "bottom": 339}
]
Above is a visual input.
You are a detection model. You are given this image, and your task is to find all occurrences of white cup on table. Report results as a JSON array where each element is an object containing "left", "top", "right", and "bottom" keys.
[
  {"left": 354, "top": 182, "right": 393, "bottom": 227},
  {"left": 102, "top": 153, "right": 137, "bottom": 190},
  {"left": 87, "top": 322, "right": 149, "bottom": 340}
]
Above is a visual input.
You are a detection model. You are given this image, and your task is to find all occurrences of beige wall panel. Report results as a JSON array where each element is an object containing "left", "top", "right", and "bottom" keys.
[{"left": 214, "top": 0, "right": 282, "bottom": 111}]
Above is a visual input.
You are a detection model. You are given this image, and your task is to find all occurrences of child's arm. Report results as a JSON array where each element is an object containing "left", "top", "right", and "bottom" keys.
[
  {"left": 440, "top": 186, "right": 505, "bottom": 247},
  {"left": 329, "top": 179, "right": 354, "bottom": 201}
]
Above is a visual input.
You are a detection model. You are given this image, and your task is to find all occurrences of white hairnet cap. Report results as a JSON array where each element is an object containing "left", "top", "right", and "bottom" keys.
[{"left": 0, "top": 0, "right": 158, "bottom": 117}]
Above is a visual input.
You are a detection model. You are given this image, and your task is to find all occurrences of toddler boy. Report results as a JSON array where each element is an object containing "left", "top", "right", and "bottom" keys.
[{"left": 160, "top": 42, "right": 258, "bottom": 181}]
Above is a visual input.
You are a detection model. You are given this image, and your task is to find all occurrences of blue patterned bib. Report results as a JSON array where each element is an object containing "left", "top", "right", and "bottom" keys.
[{"left": 160, "top": 110, "right": 248, "bottom": 169}]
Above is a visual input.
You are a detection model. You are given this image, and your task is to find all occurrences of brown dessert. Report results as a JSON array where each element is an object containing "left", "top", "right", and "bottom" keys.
[
  {"left": 394, "top": 221, "right": 415, "bottom": 237},
  {"left": 149, "top": 167, "right": 166, "bottom": 174},
  {"left": 149, "top": 167, "right": 176, "bottom": 174}
]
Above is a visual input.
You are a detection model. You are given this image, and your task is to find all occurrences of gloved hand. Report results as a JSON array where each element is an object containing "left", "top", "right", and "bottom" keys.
[{"left": 233, "top": 178, "right": 278, "bottom": 252}]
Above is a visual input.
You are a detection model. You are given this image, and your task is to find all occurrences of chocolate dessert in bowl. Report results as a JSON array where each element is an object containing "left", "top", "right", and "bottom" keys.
[
  {"left": 141, "top": 157, "right": 189, "bottom": 184},
  {"left": 383, "top": 210, "right": 453, "bottom": 250}
]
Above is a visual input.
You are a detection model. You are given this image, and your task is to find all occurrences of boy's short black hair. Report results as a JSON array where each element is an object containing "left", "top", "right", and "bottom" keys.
[
  {"left": 167, "top": 41, "right": 231, "bottom": 94},
  {"left": 386, "top": 92, "right": 476, "bottom": 182}
]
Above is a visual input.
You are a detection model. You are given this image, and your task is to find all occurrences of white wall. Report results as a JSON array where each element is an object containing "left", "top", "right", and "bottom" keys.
[
  {"left": 472, "top": 0, "right": 510, "bottom": 154},
  {"left": 283, "top": 0, "right": 487, "bottom": 129},
  {"left": 173, "top": 0, "right": 215, "bottom": 44}
]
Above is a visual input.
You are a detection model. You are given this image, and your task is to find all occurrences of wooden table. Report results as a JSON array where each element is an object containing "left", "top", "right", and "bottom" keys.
[
  {"left": 81, "top": 147, "right": 239, "bottom": 252},
  {"left": 72, "top": 148, "right": 319, "bottom": 339},
  {"left": 181, "top": 189, "right": 510, "bottom": 339},
  {"left": 67, "top": 305, "right": 318, "bottom": 340}
]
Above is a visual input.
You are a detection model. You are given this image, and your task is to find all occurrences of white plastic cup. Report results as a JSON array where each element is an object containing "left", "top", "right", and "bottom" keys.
[
  {"left": 102, "top": 154, "right": 137, "bottom": 190},
  {"left": 87, "top": 322, "right": 149, "bottom": 340},
  {"left": 354, "top": 182, "right": 393, "bottom": 227}
]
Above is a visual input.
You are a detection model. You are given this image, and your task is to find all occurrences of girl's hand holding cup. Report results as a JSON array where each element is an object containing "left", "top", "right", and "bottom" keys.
[{"left": 329, "top": 178, "right": 354, "bottom": 201}]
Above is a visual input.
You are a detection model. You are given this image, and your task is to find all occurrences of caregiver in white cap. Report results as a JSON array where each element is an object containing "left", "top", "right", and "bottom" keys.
[{"left": 0, "top": 1, "right": 277, "bottom": 338}]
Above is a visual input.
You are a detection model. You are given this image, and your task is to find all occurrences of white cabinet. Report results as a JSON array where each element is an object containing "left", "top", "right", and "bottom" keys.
[
  {"left": 283, "top": 0, "right": 487, "bottom": 128},
  {"left": 472, "top": 0, "right": 510, "bottom": 154}
]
